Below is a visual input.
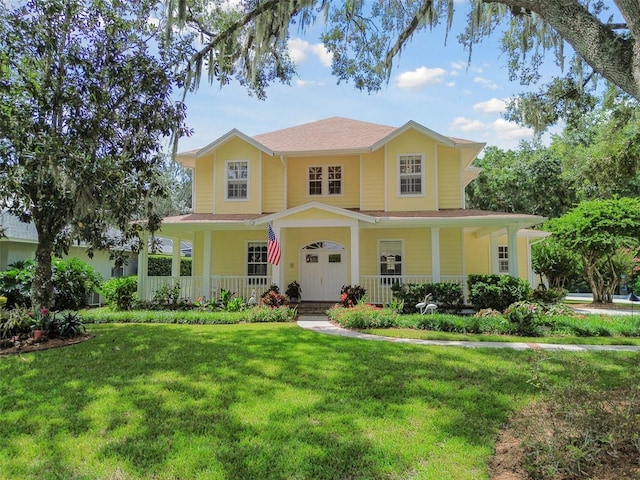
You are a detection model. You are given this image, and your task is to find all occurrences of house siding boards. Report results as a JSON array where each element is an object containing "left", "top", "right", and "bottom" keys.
[
  {"left": 159, "top": 117, "right": 547, "bottom": 303},
  {"left": 437, "top": 147, "right": 462, "bottom": 209}
]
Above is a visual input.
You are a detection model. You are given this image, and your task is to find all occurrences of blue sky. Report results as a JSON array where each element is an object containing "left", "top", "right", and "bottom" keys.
[{"left": 177, "top": 2, "right": 576, "bottom": 153}]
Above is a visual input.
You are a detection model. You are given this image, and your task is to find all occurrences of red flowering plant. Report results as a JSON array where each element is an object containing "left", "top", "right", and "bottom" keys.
[
  {"left": 31, "top": 307, "right": 53, "bottom": 332},
  {"left": 339, "top": 285, "right": 366, "bottom": 308},
  {"left": 260, "top": 285, "right": 287, "bottom": 308}
]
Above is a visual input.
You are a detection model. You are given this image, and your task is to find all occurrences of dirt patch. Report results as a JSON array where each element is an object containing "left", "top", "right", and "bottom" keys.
[{"left": 0, "top": 333, "right": 95, "bottom": 355}]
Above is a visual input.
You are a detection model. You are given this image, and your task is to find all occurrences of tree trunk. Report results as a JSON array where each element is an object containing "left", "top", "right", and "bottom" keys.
[{"left": 32, "top": 231, "right": 55, "bottom": 312}]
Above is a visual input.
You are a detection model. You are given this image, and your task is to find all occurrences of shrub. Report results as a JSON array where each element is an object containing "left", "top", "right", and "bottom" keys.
[
  {"left": 391, "top": 282, "right": 464, "bottom": 314},
  {"left": 504, "top": 301, "right": 544, "bottom": 336},
  {"left": 51, "top": 311, "right": 86, "bottom": 339},
  {"left": 260, "top": 285, "right": 286, "bottom": 308},
  {"left": 151, "top": 282, "right": 183, "bottom": 308},
  {"left": 532, "top": 286, "right": 567, "bottom": 305},
  {"left": 0, "top": 296, "right": 6, "bottom": 309},
  {"left": 328, "top": 303, "right": 399, "bottom": 328},
  {"left": 340, "top": 285, "right": 366, "bottom": 307},
  {"left": 52, "top": 258, "right": 103, "bottom": 310},
  {"left": 467, "top": 274, "right": 532, "bottom": 312},
  {"left": 0, "top": 258, "right": 102, "bottom": 309},
  {"left": 246, "top": 305, "right": 296, "bottom": 322},
  {"left": 147, "top": 254, "right": 192, "bottom": 276},
  {"left": 101, "top": 276, "right": 138, "bottom": 311},
  {"left": 0, "top": 306, "right": 32, "bottom": 339}
]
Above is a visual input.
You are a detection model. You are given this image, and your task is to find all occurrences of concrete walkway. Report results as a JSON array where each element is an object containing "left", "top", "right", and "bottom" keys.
[{"left": 296, "top": 316, "right": 640, "bottom": 352}]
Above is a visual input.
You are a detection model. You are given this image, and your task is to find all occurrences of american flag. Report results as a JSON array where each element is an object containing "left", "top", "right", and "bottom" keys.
[{"left": 267, "top": 224, "right": 281, "bottom": 266}]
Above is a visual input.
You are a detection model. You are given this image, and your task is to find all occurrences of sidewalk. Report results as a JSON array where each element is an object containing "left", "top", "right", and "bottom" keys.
[
  {"left": 566, "top": 293, "right": 640, "bottom": 316},
  {"left": 296, "top": 316, "right": 640, "bottom": 352}
]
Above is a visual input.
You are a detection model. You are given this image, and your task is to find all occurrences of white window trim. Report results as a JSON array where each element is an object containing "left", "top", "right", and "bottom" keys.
[
  {"left": 246, "top": 240, "right": 269, "bottom": 284},
  {"left": 397, "top": 153, "right": 425, "bottom": 197},
  {"left": 378, "top": 239, "right": 404, "bottom": 276},
  {"left": 498, "top": 245, "right": 509, "bottom": 274},
  {"left": 225, "top": 160, "right": 250, "bottom": 201},
  {"left": 307, "top": 165, "right": 343, "bottom": 197}
]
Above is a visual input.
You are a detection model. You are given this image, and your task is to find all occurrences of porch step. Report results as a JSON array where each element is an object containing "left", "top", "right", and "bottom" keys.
[{"left": 294, "top": 301, "right": 335, "bottom": 316}]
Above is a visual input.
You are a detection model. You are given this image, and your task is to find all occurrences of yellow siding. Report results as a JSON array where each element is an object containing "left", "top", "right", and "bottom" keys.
[
  {"left": 287, "top": 155, "right": 360, "bottom": 209},
  {"left": 437, "top": 146, "right": 462, "bottom": 208},
  {"left": 284, "top": 208, "right": 349, "bottom": 221},
  {"left": 262, "top": 154, "right": 284, "bottom": 213},
  {"left": 360, "top": 150, "right": 385, "bottom": 210},
  {"left": 194, "top": 154, "right": 213, "bottom": 214},
  {"left": 360, "top": 228, "right": 432, "bottom": 275},
  {"left": 211, "top": 230, "right": 267, "bottom": 275},
  {"left": 464, "top": 232, "right": 491, "bottom": 275},
  {"left": 440, "top": 228, "right": 463, "bottom": 275},
  {"left": 385, "top": 130, "right": 437, "bottom": 211},
  {"left": 213, "top": 137, "right": 261, "bottom": 215}
]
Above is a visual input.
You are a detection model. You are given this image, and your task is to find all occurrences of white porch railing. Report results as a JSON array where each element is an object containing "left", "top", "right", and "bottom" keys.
[
  {"left": 144, "top": 276, "right": 270, "bottom": 303},
  {"left": 143, "top": 275, "right": 469, "bottom": 305},
  {"left": 360, "top": 275, "right": 468, "bottom": 305}
]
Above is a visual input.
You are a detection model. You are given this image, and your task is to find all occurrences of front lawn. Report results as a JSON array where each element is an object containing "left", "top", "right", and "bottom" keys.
[{"left": 1, "top": 322, "right": 638, "bottom": 479}]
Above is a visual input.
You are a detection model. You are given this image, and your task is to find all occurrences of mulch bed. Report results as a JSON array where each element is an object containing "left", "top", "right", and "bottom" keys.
[{"left": 0, "top": 333, "right": 95, "bottom": 355}]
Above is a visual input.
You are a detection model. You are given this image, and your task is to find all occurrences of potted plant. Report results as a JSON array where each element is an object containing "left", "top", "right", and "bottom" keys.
[
  {"left": 30, "top": 308, "right": 52, "bottom": 340},
  {"left": 285, "top": 281, "right": 302, "bottom": 303}
]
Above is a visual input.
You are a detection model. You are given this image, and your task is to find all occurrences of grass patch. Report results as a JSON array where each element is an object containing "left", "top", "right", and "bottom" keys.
[{"left": 1, "top": 323, "right": 639, "bottom": 479}]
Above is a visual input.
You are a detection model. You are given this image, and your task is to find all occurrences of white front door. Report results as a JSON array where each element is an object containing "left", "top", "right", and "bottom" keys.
[{"left": 301, "top": 242, "right": 347, "bottom": 301}]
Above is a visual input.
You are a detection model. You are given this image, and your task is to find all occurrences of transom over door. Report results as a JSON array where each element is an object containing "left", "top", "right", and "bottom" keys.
[{"left": 300, "top": 242, "right": 347, "bottom": 301}]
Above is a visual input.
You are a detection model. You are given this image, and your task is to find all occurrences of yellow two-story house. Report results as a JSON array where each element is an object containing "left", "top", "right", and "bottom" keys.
[{"left": 138, "top": 117, "right": 547, "bottom": 304}]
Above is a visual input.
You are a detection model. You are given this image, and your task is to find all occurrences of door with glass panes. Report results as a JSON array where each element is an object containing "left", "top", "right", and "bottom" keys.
[{"left": 300, "top": 242, "right": 347, "bottom": 301}]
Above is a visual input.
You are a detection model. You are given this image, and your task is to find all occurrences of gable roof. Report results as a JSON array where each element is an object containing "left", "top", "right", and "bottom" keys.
[{"left": 178, "top": 117, "right": 485, "bottom": 161}]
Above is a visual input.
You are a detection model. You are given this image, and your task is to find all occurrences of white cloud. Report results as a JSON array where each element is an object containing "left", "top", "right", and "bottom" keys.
[
  {"left": 450, "top": 117, "right": 487, "bottom": 133},
  {"left": 288, "top": 38, "right": 332, "bottom": 66},
  {"left": 492, "top": 118, "right": 534, "bottom": 140},
  {"left": 474, "top": 98, "right": 507, "bottom": 115},
  {"left": 445, "top": 81, "right": 456, "bottom": 88},
  {"left": 296, "top": 79, "right": 324, "bottom": 87},
  {"left": 395, "top": 66, "right": 447, "bottom": 89},
  {"left": 474, "top": 76, "right": 499, "bottom": 90}
]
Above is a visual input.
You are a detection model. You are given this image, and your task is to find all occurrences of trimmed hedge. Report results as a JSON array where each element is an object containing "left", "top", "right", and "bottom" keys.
[
  {"left": 390, "top": 282, "right": 464, "bottom": 314},
  {"left": 467, "top": 274, "right": 532, "bottom": 312},
  {"left": 147, "top": 255, "right": 192, "bottom": 276}
]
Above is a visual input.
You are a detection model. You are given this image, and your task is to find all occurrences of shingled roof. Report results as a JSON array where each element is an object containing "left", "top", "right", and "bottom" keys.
[{"left": 252, "top": 116, "right": 396, "bottom": 153}]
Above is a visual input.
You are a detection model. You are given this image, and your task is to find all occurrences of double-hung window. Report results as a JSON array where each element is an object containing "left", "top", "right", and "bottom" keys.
[
  {"left": 379, "top": 240, "right": 403, "bottom": 284},
  {"left": 308, "top": 165, "right": 342, "bottom": 196},
  {"left": 226, "top": 161, "right": 248, "bottom": 200},
  {"left": 398, "top": 154, "right": 423, "bottom": 195},
  {"left": 247, "top": 242, "right": 268, "bottom": 285}
]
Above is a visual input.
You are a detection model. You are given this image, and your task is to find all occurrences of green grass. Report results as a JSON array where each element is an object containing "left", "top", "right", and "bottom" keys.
[
  {"left": 362, "top": 327, "right": 640, "bottom": 345},
  {"left": 1, "top": 323, "right": 639, "bottom": 479}
]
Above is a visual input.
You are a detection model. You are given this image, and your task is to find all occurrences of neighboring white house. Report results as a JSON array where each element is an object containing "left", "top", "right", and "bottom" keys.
[{"left": 0, "top": 213, "right": 137, "bottom": 283}]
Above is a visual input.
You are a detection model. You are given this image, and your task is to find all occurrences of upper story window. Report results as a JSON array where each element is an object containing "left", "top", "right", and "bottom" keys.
[
  {"left": 308, "top": 165, "right": 342, "bottom": 196},
  {"left": 498, "top": 245, "right": 509, "bottom": 273},
  {"left": 226, "top": 160, "right": 248, "bottom": 200},
  {"left": 398, "top": 154, "right": 423, "bottom": 195}
]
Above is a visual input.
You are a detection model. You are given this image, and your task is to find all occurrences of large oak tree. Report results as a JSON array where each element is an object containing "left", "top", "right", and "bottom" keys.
[
  {"left": 168, "top": 0, "right": 639, "bottom": 128},
  {"left": 0, "top": 0, "right": 189, "bottom": 309}
]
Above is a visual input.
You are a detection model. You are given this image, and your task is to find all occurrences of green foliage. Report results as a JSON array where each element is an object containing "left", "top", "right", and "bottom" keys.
[
  {"left": 503, "top": 301, "right": 545, "bottom": 337},
  {"left": 0, "top": 258, "right": 102, "bottom": 310},
  {"left": 285, "top": 281, "right": 302, "bottom": 300},
  {"left": 339, "top": 284, "right": 366, "bottom": 307},
  {"left": 147, "top": 255, "right": 192, "bottom": 276},
  {"left": 391, "top": 282, "right": 464, "bottom": 314},
  {"left": 100, "top": 276, "right": 138, "bottom": 311},
  {"left": 51, "top": 258, "right": 103, "bottom": 310},
  {"left": 0, "top": 306, "right": 33, "bottom": 339},
  {"left": 547, "top": 197, "right": 640, "bottom": 302},
  {"left": 51, "top": 311, "right": 86, "bottom": 339},
  {"left": 151, "top": 282, "right": 183, "bottom": 308},
  {"left": 0, "top": 296, "right": 6, "bottom": 309},
  {"left": 327, "top": 304, "right": 400, "bottom": 329},
  {"left": 532, "top": 237, "right": 583, "bottom": 289},
  {"left": 80, "top": 306, "right": 296, "bottom": 324},
  {"left": 0, "top": 0, "right": 188, "bottom": 308},
  {"left": 467, "top": 274, "right": 532, "bottom": 312},
  {"left": 531, "top": 286, "right": 567, "bottom": 305}
]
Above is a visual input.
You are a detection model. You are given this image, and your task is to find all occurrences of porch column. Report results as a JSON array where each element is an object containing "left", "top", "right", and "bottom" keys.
[
  {"left": 490, "top": 233, "right": 499, "bottom": 274},
  {"left": 271, "top": 225, "right": 282, "bottom": 288},
  {"left": 350, "top": 225, "right": 359, "bottom": 285},
  {"left": 203, "top": 231, "right": 212, "bottom": 299},
  {"left": 137, "top": 231, "right": 149, "bottom": 301},
  {"left": 171, "top": 237, "right": 181, "bottom": 277},
  {"left": 507, "top": 225, "right": 519, "bottom": 278},
  {"left": 431, "top": 227, "right": 441, "bottom": 282}
]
